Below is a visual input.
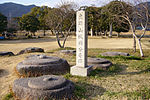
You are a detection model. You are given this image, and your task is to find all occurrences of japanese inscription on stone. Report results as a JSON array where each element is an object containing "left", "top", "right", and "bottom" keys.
[{"left": 76, "top": 10, "right": 88, "bottom": 67}]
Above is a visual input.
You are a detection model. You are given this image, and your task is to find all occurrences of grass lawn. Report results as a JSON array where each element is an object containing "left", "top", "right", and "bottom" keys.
[{"left": 1, "top": 47, "right": 150, "bottom": 100}]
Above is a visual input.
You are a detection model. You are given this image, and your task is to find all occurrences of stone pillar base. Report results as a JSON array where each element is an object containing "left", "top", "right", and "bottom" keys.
[{"left": 70, "top": 65, "right": 93, "bottom": 77}]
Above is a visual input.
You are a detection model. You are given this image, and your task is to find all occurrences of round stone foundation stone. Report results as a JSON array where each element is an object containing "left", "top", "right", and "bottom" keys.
[
  {"left": 60, "top": 50, "right": 76, "bottom": 55},
  {"left": 0, "top": 52, "right": 14, "bottom": 56},
  {"left": 88, "top": 58, "right": 112, "bottom": 70},
  {"left": 16, "top": 55, "right": 70, "bottom": 76},
  {"left": 17, "top": 47, "right": 44, "bottom": 55},
  {"left": 101, "top": 52, "right": 130, "bottom": 57},
  {"left": 13, "top": 75, "right": 74, "bottom": 100}
]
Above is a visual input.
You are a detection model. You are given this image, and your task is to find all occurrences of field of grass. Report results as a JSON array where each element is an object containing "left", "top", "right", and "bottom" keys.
[
  {"left": 1, "top": 47, "right": 150, "bottom": 100},
  {"left": 0, "top": 37, "right": 149, "bottom": 99}
]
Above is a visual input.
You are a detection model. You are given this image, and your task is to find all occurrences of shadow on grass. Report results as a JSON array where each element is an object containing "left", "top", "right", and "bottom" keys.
[
  {"left": 74, "top": 81, "right": 106, "bottom": 99},
  {"left": 0, "top": 69, "right": 9, "bottom": 77},
  {"left": 97, "top": 55, "right": 142, "bottom": 60},
  {"left": 121, "top": 67, "right": 150, "bottom": 75},
  {"left": 89, "top": 64, "right": 126, "bottom": 77},
  {"left": 90, "top": 63, "right": 150, "bottom": 78}
]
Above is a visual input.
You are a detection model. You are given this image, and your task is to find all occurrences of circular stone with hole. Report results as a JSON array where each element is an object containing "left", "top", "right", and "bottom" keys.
[
  {"left": 0, "top": 51, "right": 14, "bottom": 56},
  {"left": 17, "top": 47, "right": 44, "bottom": 55},
  {"left": 13, "top": 75, "right": 74, "bottom": 100},
  {"left": 101, "top": 52, "right": 130, "bottom": 57},
  {"left": 60, "top": 50, "right": 76, "bottom": 55},
  {"left": 88, "top": 58, "right": 112, "bottom": 70},
  {"left": 16, "top": 55, "right": 70, "bottom": 76}
]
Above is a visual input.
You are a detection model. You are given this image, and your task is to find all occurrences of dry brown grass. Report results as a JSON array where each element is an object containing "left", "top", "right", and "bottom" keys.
[
  {"left": 0, "top": 37, "right": 149, "bottom": 54},
  {"left": 0, "top": 37, "right": 150, "bottom": 99}
]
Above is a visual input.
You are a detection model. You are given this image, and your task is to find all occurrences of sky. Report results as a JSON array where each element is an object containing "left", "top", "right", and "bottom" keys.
[{"left": 0, "top": 0, "right": 112, "bottom": 7}]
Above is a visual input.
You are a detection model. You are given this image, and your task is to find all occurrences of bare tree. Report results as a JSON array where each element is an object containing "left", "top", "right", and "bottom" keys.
[
  {"left": 46, "top": 1, "right": 77, "bottom": 48},
  {"left": 116, "top": 0, "right": 149, "bottom": 57}
]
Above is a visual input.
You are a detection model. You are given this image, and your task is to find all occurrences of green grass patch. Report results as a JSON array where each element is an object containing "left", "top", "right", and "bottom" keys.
[
  {"left": 2, "top": 93, "right": 14, "bottom": 100},
  {"left": 105, "top": 87, "right": 150, "bottom": 100},
  {"left": 74, "top": 82, "right": 87, "bottom": 99},
  {"left": 90, "top": 64, "right": 123, "bottom": 78},
  {"left": 128, "top": 60, "right": 150, "bottom": 71},
  {"left": 145, "top": 57, "right": 150, "bottom": 60},
  {"left": 63, "top": 73, "right": 73, "bottom": 79}
]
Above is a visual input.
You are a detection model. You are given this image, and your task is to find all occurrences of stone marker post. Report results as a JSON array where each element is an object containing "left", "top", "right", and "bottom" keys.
[{"left": 70, "top": 7, "right": 92, "bottom": 76}]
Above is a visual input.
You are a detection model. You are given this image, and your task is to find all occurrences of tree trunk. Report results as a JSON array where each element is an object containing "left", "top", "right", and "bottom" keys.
[
  {"left": 43, "top": 29, "right": 46, "bottom": 36},
  {"left": 62, "top": 32, "right": 69, "bottom": 48},
  {"left": 33, "top": 32, "right": 36, "bottom": 36},
  {"left": 117, "top": 32, "right": 120, "bottom": 37},
  {"left": 104, "top": 31, "right": 107, "bottom": 36},
  {"left": 99, "top": 31, "right": 102, "bottom": 36},
  {"left": 55, "top": 30, "right": 69, "bottom": 48},
  {"left": 141, "top": 23, "right": 145, "bottom": 30},
  {"left": 109, "top": 23, "right": 113, "bottom": 38},
  {"left": 90, "top": 28, "right": 93, "bottom": 37},
  {"left": 137, "top": 39, "right": 144, "bottom": 57},
  {"left": 130, "top": 24, "right": 136, "bottom": 53},
  {"left": 56, "top": 31, "right": 63, "bottom": 48},
  {"left": 133, "top": 35, "right": 136, "bottom": 53},
  {"left": 60, "top": 31, "right": 64, "bottom": 38},
  {"left": 96, "top": 30, "right": 98, "bottom": 36}
]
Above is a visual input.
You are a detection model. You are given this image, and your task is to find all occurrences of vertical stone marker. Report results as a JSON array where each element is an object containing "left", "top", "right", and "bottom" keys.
[{"left": 70, "top": 7, "right": 92, "bottom": 76}]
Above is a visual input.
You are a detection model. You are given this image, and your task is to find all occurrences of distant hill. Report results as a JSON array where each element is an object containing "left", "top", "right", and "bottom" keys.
[{"left": 0, "top": 2, "right": 36, "bottom": 18}]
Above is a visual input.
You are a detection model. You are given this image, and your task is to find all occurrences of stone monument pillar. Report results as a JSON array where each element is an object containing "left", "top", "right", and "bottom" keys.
[{"left": 70, "top": 7, "right": 92, "bottom": 76}]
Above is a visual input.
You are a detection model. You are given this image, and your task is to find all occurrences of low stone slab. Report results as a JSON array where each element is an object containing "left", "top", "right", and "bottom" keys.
[
  {"left": 17, "top": 47, "right": 44, "bottom": 55},
  {"left": 88, "top": 58, "right": 112, "bottom": 70},
  {"left": 16, "top": 55, "right": 70, "bottom": 76},
  {"left": 101, "top": 52, "right": 130, "bottom": 57},
  {"left": 60, "top": 50, "right": 76, "bottom": 55},
  {"left": 0, "top": 52, "right": 14, "bottom": 56},
  {"left": 13, "top": 75, "right": 74, "bottom": 100}
]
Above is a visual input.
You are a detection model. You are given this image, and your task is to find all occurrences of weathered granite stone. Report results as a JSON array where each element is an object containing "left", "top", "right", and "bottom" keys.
[
  {"left": 60, "top": 50, "right": 76, "bottom": 55},
  {"left": 0, "top": 52, "right": 14, "bottom": 56},
  {"left": 101, "top": 52, "right": 130, "bottom": 57},
  {"left": 17, "top": 47, "right": 44, "bottom": 55},
  {"left": 70, "top": 8, "right": 92, "bottom": 76},
  {"left": 88, "top": 58, "right": 112, "bottom": 70},
  {"left": 13, "top": 75, "right": 75, "bottom": 100},
  {"left": 16, "top": 55, "right": 70, "bottom": 76}
]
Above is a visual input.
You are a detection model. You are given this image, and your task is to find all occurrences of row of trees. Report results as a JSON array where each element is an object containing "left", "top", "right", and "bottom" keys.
[
  {"left": 17, "top": 1, "right": 130, "bottom": 48},
  {"left": 87, "top": 2, "right": 130, "bottom": 37},
  {"left": 0, "top": 1, "right": 131, "bottom": 39},
  {"left": 18, "top": 2, "right": 76, "bottom": 48},
  {"left": 0, "top": 13, "right": 7, "bottom": 34}
]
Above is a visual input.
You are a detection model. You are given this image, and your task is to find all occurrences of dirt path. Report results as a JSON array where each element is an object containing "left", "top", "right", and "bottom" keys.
[
  {"left": 0, "top": 37, "right": 149, "bottom": 54},
  {"left": 0, "top": 37, "right": 149, "bottom": 98}
]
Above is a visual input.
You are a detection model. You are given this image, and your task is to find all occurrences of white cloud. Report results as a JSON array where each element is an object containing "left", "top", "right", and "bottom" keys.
[
  {"left": 0, "top": 0, "right": 112, "bottom": 7},
  {"left": 37, "top": 0, "right": 112, "bottom": 7},
  {"left": 74, "top": 0, "right": 111, "bottom": 7}
]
